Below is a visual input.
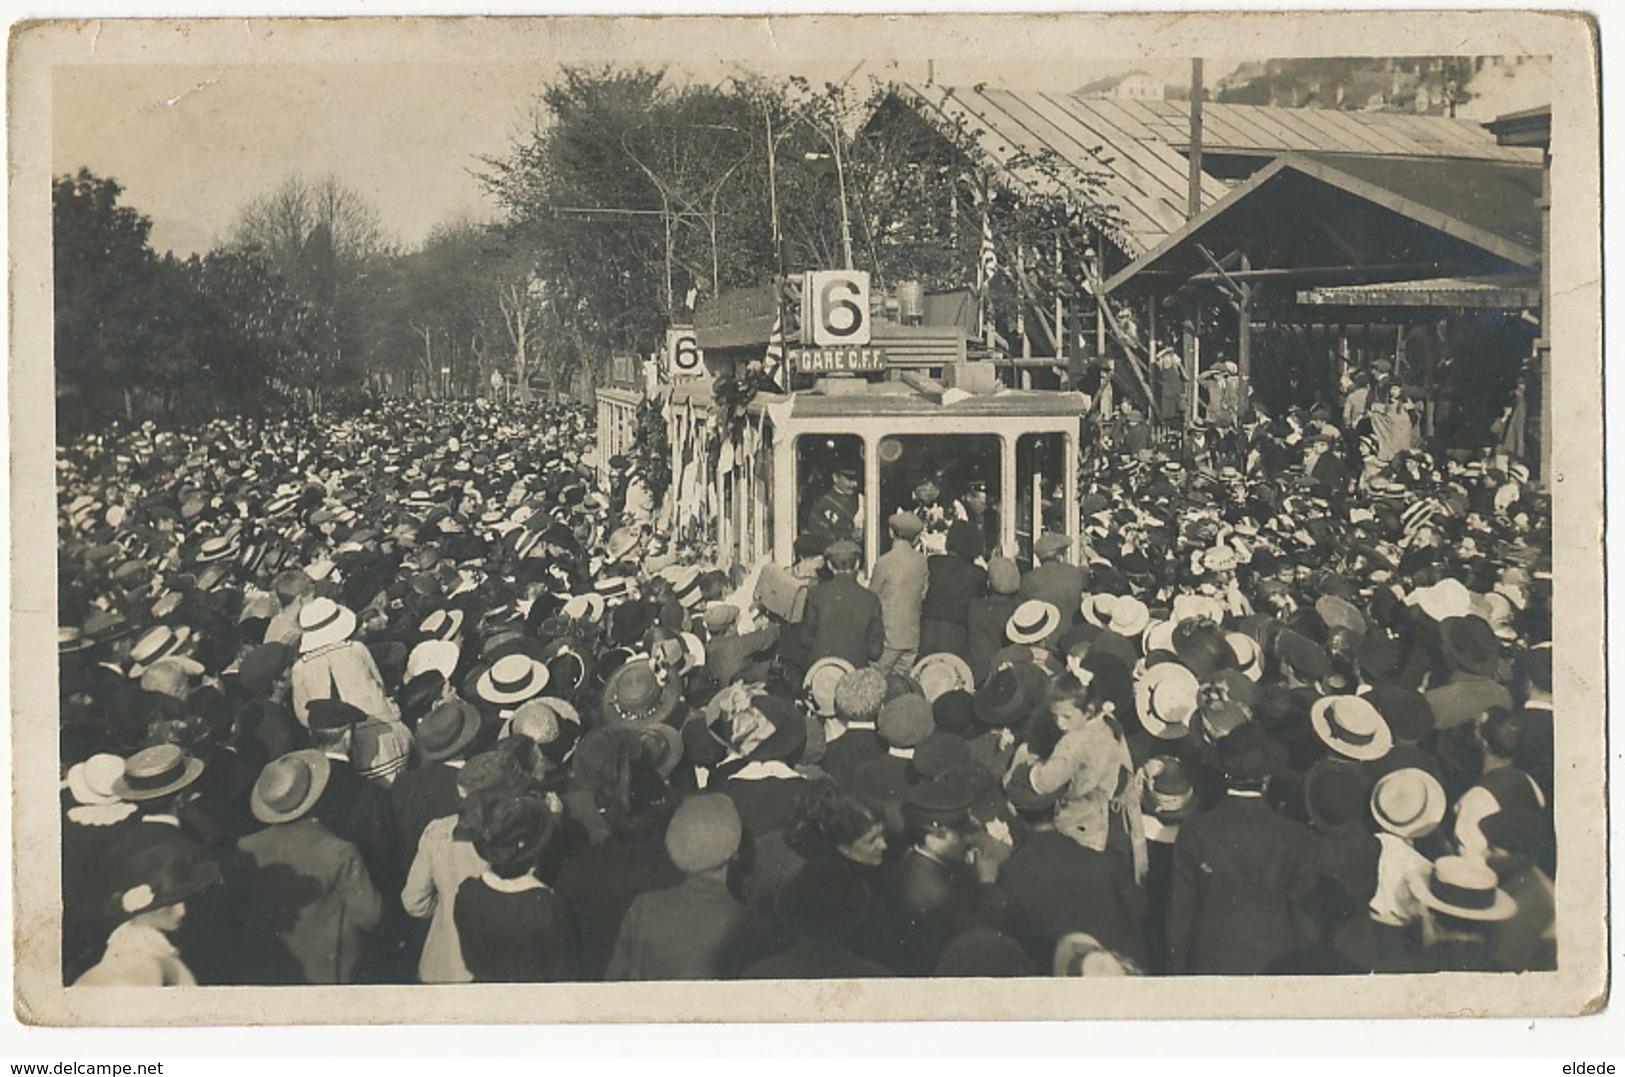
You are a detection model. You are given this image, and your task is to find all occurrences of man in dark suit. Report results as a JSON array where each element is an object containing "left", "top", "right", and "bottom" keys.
[
  {"left": 306, "top": 700, "right": 400, "bottom": 899},
  {"left": 229, "top": 750, "right": 383, "bottom": 984},
  {"left": 390, "top": 696, "right": 484, "bottom": 865},
  {"left": 801, "top": 540, "right": 885, "bottom": 669},
  {"left": 998, "top": 764, "right": 1145, "bottom": 970},
  {"left": 1016, "top": 533, "right": 1088, "bottom": 649},
  {"left": 1166, "top": 723, "right": 1315, "bottom": 975}
]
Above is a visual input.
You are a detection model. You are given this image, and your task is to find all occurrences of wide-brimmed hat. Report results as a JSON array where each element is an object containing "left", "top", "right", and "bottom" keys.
[
  {"left": 973, "top": 663, "right": 1042, "bottom": 727},
  {"left": 474, "top": 652, "right": 551, "bottom": 707},
  {"left": 1170, "top": 593, "right": 1226, "bottom": 627},
  {"left": 195, "top": 534, "right": 242, "bottom": 564},
  {"left": 561, "top": 592, "right": 608, "bottom": 624},
  {"left": 911, "top": 652, "right": 975, "bottom": 702},
  {"left": 418, "top": 608, "right": 465, "bottom": 642},
  {"left": 1226, "top": 632, "right": 1264, "bottom": 681},
  {"left": 107, "top": 841, "right": 220, "bottom": 921},
  {"left": 1108, "top": 595, "right": 1151, "bottom": 638},
  {"left": 1134, "top": 661, "right": 1200, "bottom": 739},
  {"left": 1406, "top": 578, "right": 1473, "bottom": 623},
  {"left": 1315, "top": 595, "right": 1366, "bottom": 637},
  {"left": 1440, "top": 615, "right": 1499, "bottom": 677},
  {"left": 601, "top": 657, "right": 683, "bottom": 726},
  {"left": 505, "top": 695, "right": 582, "bottom": 744},
  {"left": 250, "top": 749, "right": 332, "bottom": 824},
  {"left": 1080, "top": 593, "right": 1117, "bottom": 629},
  {"left": 297, "top": 597, "right": 358, "bottom": 653},
  {"left": 603, "top": 527, "right": 640, "bottom": 562},
  {"left": 111, "top": 744, "right": 205, "bottom": 801},
  {"left": 406, "top": 639, "right": 461, "bottom": 682},
  {"left": 1006, "top": 600, "right": 1061, "bottom": 645},
  {"left": 1370, "top": 767, "right": 1447, "bottom": 839},
  {"left": 127, "top": 624, "right": 194, "bottom": 679},
  {"left": 1310, "top": 694, "right": 1393, "bottom": 762},
  {"left": 59, "top": 625, "right": 96, "bottom": 655},
  {"left": 66, "top": 753, "right": 127, "bottom": 807},
  {"left": 1410, "top": 856, "right": 1517, "bottom": 921},
  {"left": 417, "top": 698, "right": 484, "bottom": 763},
  {"left": 803, "top": 656, "right": 856, "bottom": 718},
  {"left": 1141, "top": 618, "right": 1177, "bottom": 658}
]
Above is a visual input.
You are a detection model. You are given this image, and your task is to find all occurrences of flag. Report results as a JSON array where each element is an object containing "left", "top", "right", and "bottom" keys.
[
  {"left": 977, "top": 214, "right": 998, "bottom": 293},
  {"left": 761, "top": 308, "right": 787, "bottom": 392}
]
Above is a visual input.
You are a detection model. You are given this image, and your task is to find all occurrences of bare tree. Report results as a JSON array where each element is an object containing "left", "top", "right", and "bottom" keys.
[{"left": 230, "top": 173, "right": 389, "bottom": 273}]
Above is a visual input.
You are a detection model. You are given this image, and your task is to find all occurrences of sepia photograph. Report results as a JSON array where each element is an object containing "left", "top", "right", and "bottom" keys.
[{"left": 8, "top": 9, "right": 1608, "bottom": 1032}]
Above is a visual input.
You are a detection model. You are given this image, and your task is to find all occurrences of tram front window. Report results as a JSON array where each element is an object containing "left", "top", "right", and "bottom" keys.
[
  {"left": 878, "top": 434, "right": 1002, "bottom": 558},
  {"left": 797, "top": 435, "right": 866, "bottom": 551},
  {"left": 1016, "top": 432, "right": 1067, "bottom": 565}
]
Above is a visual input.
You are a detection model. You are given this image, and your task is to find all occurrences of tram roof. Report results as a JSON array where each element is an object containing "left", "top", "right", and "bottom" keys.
[
  {"left": 665, "top": 375, "right": 1092, "bottom": 421},
  {"left": 754, "top": 382, "right": 1092, "bottom": 421}
]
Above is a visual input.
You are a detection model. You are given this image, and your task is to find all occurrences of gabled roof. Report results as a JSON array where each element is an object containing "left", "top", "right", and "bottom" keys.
[
  {"left": 886, "top": 85, "right": 1541, "bottom": 259},
  {"left": 1102, "top": 151, "right": 1541, "bottom": 294}
]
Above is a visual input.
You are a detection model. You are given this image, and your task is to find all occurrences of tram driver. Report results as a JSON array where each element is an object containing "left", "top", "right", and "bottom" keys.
[{"left": 805, "top": 461, "right": 864, "bottom": 547}]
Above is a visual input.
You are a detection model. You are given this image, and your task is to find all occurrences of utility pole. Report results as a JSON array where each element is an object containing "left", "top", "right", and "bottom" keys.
[{"left": 1188, "top": 58, "right": 1205, "bottom": 220}]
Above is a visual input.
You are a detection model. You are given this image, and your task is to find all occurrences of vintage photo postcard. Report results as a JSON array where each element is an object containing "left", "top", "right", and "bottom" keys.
[{"left": 9, "top": 11, "right": 1606, "bottom": 1027}]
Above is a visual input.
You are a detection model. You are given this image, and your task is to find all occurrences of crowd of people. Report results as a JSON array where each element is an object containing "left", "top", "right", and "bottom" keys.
[{"left": 55, "top": 387, "right": 1555, "bottom": 986}]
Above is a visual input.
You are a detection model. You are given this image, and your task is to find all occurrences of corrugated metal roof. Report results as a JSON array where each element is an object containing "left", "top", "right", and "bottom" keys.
[
  {"left": 1297, "top": 274, "right": 1539, "bottom": 308},
  {"left": 1102, "top": 152, "right": 1540, "bottom": 294},
  {"left": 893, "top": 85, "right": 1540, "bottom": 257}
]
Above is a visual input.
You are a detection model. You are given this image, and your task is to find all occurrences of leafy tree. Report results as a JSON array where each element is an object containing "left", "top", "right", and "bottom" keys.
[
  {"left": 53, "top": 168, "right": 167, "bottom": 427},
  {"left": 227, "top": 173, "right": 392, "bottom": 407}
]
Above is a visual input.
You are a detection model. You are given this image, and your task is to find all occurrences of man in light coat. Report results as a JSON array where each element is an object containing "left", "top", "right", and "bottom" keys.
[{"left": 867, "top": 512, "right": 929, "bottom": 675}]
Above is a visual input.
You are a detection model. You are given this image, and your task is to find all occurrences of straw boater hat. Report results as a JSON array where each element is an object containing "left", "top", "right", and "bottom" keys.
[
  {"left": 297, "top": 597, "right": 358, "bottom": 653},
  {"left": 474, "top": 652, "right": 551, "bottom": 708},
  {"left": 1080, "top": 593, "right": 1117, "bottom": 629},
  {"left": 1133, "top": 661, "right": 1200, "bottom": 740},
  {"left": 195, "top": 534, "right": 242, "bottom": 564},
  {"left": 1107, "top": 595, "right": 1151, "bottom": 639},
  {"left": 1006, "top": 600, "right": 1061, "bottom": 646},
  {"left": 911, "top": 652, "right": 976, "bottom": 702},
  {"left": 126, "top": 625, "right": 193, "bottom": 679},
  {"left": 112, "top": 744, "right": 205, "bottom": 802},
  {"left": 406, "top": 639, "right": 461, "bottom": 682},
  {"left": 561, "top": 593, "right": 608, "bottom": 624},
  {"left": 418, "top": 608, "right": 465, "bottom": 643},
  {"left": 803, "top": 656, "right": 856, "bottom": 718},
  {"left": 250, "top": 749, "right": 332, "bottom": 824},
  {"left": 1370, "top": 767, "right": 1447, "bottom": 839},
  {"left": 1410, "top": 856, "right": 1517, "bottom": 922},
  {"left": 66, "top": 753, "right": 128, "bottom": 807},
  {"left": 1141, "top": 618, "right": 1178, "bottom": 657},
  {"left": 1310, "top": 693, "right": 1393, "bottom": 762},
  {"left": 1226, "top": 632, "right": 1264, "bottom": 681}
]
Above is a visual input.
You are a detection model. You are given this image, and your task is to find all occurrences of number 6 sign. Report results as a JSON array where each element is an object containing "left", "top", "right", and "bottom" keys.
[
  {"left": 804, "top": 270, "right": 871, "bottom": 347},
  {"left": 667, "top": 328, "right": 704, "bottom": 378}
]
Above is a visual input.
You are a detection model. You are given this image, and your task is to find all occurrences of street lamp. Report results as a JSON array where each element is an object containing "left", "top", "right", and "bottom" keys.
[{"left": 441, "top": 365, "right": 451, "bottom": 399}]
